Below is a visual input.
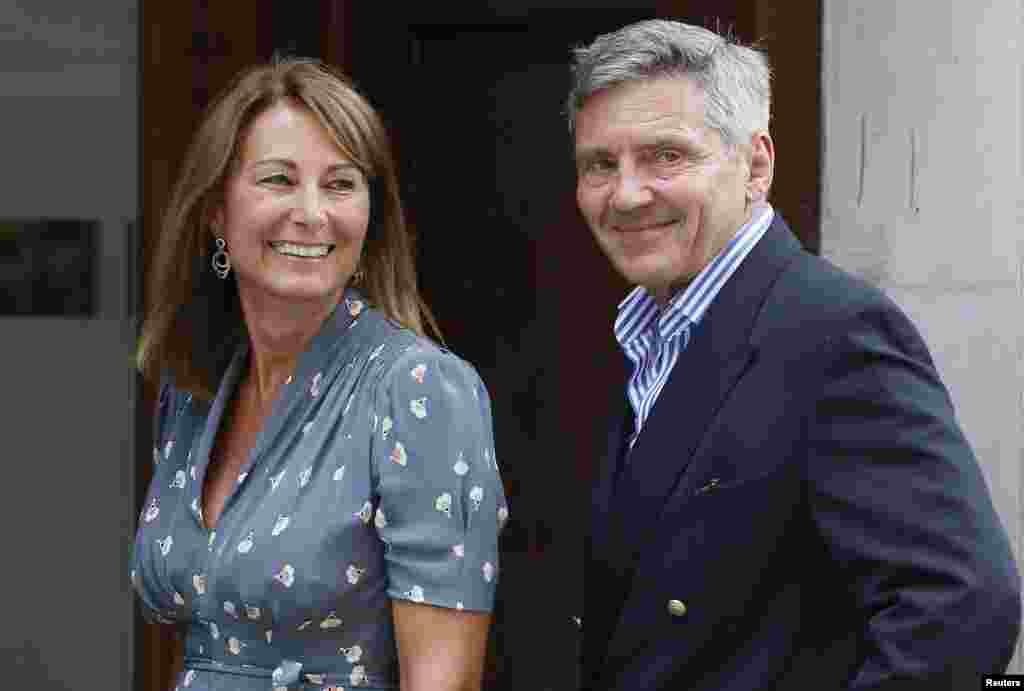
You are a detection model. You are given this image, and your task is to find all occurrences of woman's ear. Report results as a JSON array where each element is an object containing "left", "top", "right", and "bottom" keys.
[{"left": 208, "top": 205, "right": 225, "bottom": 238}]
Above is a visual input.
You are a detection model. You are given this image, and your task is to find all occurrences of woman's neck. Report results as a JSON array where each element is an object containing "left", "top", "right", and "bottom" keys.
[{"left": 238, "top": 290, "right": 340, "bottom": 408}]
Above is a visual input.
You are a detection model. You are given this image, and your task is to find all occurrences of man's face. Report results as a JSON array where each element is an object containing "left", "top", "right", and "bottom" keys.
[{"left": 574, "top": 76, "right": 757, "bottom": 301}]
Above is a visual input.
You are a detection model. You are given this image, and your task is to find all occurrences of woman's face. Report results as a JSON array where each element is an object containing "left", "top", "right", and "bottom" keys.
[{"left": 213, "top": 99, "right": 370, "bottom": 315}]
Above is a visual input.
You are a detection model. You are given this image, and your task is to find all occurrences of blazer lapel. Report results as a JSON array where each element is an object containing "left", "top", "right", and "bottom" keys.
[{"left": 590, "top": 367, "right": 631, "bottom": 562}]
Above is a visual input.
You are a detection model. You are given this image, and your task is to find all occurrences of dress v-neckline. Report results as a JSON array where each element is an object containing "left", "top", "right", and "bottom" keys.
[
  {"left": 189, "top": 293, "right": 361, "bottom": 533},
  {"left": 195, "top": 345, "right": 254, "bottom": 532}
]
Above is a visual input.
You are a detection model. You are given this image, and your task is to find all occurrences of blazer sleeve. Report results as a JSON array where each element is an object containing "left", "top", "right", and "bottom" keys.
[{"left": 806, "top": 302, "right": 1020, "bottom": 688}]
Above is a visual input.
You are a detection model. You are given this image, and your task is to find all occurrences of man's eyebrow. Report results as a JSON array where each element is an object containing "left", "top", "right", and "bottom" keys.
[{"left": 574, "top": 147, "right": 611, "bottom": 164}]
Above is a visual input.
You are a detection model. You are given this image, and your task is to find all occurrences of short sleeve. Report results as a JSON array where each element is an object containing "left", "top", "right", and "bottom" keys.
[{"left": 371, "top": 346, "right": 508, "bottom": 612}]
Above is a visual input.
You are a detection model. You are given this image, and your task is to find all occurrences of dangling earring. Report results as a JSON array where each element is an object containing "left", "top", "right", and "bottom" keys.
[
  {"left": 211, "top": 237, "right": 231, "bottom": 279},
  {"left": 351, "top": 262, "right": 365, "bottom": 285}
]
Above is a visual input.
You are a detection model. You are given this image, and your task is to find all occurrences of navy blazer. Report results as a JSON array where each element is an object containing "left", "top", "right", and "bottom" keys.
[{"left": 582, "top": 216, "right": 1021, "bottom": 690}]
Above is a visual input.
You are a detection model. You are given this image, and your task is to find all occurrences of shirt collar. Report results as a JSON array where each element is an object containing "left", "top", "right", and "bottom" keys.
[{"left": 614, "top": 203, "right": 774, "bottom": 348}]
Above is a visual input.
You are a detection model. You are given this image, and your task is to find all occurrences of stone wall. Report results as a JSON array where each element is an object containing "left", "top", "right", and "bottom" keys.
[{"left": 822, "top": 0, "right": 1024, "bottom": 671}]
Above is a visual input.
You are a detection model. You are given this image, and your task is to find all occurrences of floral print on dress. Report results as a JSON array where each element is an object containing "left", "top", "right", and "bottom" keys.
[
  {"left": 346, "top": 564, "right": 365, "bottom": 585},
  {"left": 346, "top": 297, "right": 364, "bottom": 318},
  {"left": 227, "top": 636, "right": 245, "bottom": 655},
  {"left": 131, "top": 293, "right": 505, "bottom": 691},
  {"left": 340, "top": 644, "right": 363, "bottom": 663},
  {"left": 390, "top": 442, "right": 408, "bottom": 466},
  {"left": 274, "top": 564, "right": 295, "bottom": 588},
  {"left": 354, "top": 500, "right": 372, "bottom": 524},
  {"left": 237, "top": 531, "right": 255, "bottom": 554},
  {"left": 272, "top": 514, "right": 290, "bottom": 536},
  {"left": 469, "top": 486, "right": 484, "bottom": 511},
  {"left": 409, "top": 397, "right": 428, "bottom": 419}
]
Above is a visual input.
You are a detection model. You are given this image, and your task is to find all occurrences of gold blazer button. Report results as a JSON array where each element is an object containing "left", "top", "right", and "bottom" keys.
[{"left": 667, "top": 599, "right": 687, "bottom": 617}]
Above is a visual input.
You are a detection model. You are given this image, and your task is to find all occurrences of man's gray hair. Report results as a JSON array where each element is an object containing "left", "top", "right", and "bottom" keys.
[{"left": 567, "top": 20, "right": 772, "bottom": 149}]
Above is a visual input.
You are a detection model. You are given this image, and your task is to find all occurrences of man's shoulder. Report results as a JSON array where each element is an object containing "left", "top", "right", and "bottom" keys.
[{"left": 753, "top": 231, "right": 904, "bottom": 345}]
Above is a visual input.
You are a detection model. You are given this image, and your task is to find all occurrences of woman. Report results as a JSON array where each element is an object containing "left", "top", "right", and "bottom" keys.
[{"left": 132, "top": 58, "right": 507, "bottom": 691}]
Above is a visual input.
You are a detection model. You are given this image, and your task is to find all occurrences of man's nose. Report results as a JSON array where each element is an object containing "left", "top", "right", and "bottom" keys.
[{"left": 610, "top": 166, "right": 653, "bottom": 212}]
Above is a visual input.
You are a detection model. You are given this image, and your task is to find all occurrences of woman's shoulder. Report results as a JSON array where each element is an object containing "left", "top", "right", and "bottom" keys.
[{"left": 355, "top": 307, "right": 485, "bottom": 396}]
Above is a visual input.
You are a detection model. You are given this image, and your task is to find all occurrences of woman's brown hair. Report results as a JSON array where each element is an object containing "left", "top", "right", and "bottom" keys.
[{"left": 137, "top": 57, "right": 441, "bottom": 400}]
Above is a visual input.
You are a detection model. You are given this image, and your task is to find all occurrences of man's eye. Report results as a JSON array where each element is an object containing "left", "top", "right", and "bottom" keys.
[
  {"left": 581, "top": 159, "right": 614, "bottom": 176},
  {"left": 654, "top": 149, "right": 683, "bottom": 164}
]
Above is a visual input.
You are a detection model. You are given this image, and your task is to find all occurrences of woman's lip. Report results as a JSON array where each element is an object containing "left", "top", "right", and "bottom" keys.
[
  {"left": 267, "top": 241, "right": 336, "bottom": 258},
  {"left": 267, "top": 241, "right": 335, "bottom": 248}
]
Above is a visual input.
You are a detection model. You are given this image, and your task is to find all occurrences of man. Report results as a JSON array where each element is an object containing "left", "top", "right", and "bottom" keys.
[{"left": 570, "top": 19, "right": 1020, "bottom": 690}]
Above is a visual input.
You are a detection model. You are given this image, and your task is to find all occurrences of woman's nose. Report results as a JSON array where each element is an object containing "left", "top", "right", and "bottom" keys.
[{"left": 293, "top": 185, "right": 327, "bottom": 228}]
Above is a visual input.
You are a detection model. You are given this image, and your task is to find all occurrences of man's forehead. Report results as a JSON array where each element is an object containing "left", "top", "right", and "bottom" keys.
[{"left": 574, "top": 77, "right": 709, "bottom": 153}]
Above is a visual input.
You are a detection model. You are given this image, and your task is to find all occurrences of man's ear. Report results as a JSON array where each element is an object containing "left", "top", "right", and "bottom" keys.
[{"left": 746, "top": 131, "right": 775, "bottom": 203}]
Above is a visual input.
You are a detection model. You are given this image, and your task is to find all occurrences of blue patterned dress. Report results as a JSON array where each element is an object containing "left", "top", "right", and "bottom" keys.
[{"left": 132, "top": 290, "right": 508, "bottom": 690}]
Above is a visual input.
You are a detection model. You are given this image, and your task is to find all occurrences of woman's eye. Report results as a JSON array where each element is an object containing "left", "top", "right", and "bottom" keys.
[
  {"left": 327, "top": 179, "right": 356, "bottom": 192},
  {"left": 260, "top": 174, "right": 291, "bottom": 185}
]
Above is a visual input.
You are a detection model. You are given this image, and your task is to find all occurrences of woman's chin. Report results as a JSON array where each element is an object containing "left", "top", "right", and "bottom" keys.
[{"left": 239, "top": 277, "right": 345, "bottom": 312}]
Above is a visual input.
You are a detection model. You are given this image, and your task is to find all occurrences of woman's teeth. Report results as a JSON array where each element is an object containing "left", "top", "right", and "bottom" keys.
[{"left": 269, "top": 241, "right": 333, "bottom": 258}]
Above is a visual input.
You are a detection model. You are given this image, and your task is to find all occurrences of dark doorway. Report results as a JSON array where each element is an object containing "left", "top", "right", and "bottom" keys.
[{"left": 346, "top": 12, "right": 651, "bottom": 688}]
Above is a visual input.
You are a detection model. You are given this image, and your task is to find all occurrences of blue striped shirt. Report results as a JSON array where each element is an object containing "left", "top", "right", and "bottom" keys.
[{"left": 614, "top": 203, "right": 775, "bottom": 449}]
